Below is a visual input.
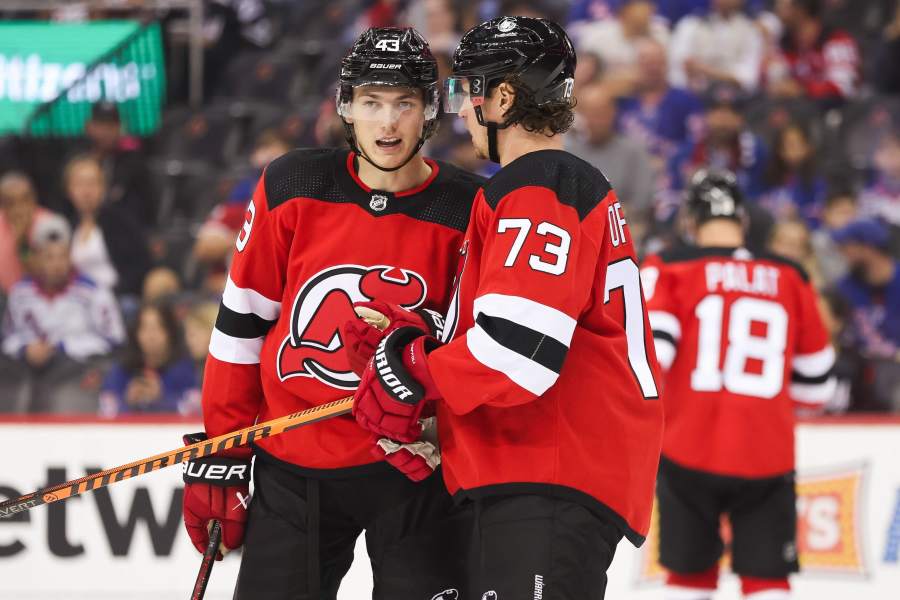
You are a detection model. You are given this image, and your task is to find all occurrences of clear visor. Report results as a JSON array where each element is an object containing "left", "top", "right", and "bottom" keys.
[
  {"left": 336, "top": 83, "right": 438, "bottom": 122},
  {"left": 443, "top": 77, "right": 471, "bottom": 114}
]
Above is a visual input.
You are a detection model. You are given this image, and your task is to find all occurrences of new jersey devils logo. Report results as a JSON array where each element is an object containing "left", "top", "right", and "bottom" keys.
[{"left": 277, "top": 264, "right": 427, "bottom": 388}]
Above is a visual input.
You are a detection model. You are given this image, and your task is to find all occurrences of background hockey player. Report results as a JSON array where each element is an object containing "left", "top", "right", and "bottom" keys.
[
  {"left": 346, "top": 16, "right": 664, "bottom": 600},
  {"left": 179, "top": 27, "right": 483, "bottom": 600},
  {"left": 641, "top": 169, "right": 837, "bottom": 600}
]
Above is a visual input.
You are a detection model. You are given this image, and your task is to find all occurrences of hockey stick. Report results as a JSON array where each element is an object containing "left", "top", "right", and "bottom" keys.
[
  {"left": 190, "top": 519, "right": 222, "bottom": 600},
  {"left": 0, "top": 396, "right": 353, "bottom": 519}
]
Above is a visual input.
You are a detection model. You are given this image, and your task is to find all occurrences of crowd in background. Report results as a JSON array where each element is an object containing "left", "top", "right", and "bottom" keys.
[{"left": 0, "top": 0, "right": 898, "bottom": 415}]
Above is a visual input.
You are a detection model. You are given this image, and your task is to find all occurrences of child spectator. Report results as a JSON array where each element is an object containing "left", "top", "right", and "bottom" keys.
[
  {"left": 99, "top": 303, "right": 199, "bottom": 416},
  {"left": 2, "top": 216, "right": 125, "bottom": 412},
  {"left": 759, "top": 122, "right": 827, "bottom": 227}
]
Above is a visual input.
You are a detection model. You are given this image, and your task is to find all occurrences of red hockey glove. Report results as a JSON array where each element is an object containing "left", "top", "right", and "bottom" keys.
[
  {"left": 371, "top": 436, "right": 441, "bottom": 482},
  {"left": 342, "top": 300, "right": 445, "bottom": 377},
  {"left": 181, "top": 432, "right": 251, "bottom": 559},
  {"left": 352, "top": 327, "right": 442, "bottom": 442}
]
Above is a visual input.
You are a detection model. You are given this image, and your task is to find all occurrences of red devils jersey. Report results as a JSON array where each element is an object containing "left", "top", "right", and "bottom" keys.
[
  {"left": 202, "top": 148, "right": 483, "bottom": 471},
  {"left": 641, "top": 247, "right": 836, "bottom": 478},
  {"left": 427, "top": 150, "right": 664, "bottom": 547}
]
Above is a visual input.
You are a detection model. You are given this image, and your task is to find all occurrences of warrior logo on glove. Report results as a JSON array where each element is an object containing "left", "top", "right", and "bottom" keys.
[{"left": 277, "top": 264, "right": 427, "bottom": 388}]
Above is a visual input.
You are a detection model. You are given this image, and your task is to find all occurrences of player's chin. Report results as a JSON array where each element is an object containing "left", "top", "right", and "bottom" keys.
[{"left": 369, "top": 140, "right": 412, "bottom": 166}]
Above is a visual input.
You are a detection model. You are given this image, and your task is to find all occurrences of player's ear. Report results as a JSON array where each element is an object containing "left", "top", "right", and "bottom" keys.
[{"left": 496, "top": 82, "right": 515, "bottom": 113}]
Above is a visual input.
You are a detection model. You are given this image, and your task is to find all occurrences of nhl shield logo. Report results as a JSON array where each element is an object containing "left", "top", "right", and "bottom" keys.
[
  {"left": 497, "top": 17, "right": 516, "bottom": 32},
  {"left": 370, "top": 193, "right": 388, "bottom": 211}
]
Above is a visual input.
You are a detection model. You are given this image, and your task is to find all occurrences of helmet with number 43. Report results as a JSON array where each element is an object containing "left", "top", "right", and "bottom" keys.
[{"left": 337, "top": 27, "right": 441, "bottom": 172}]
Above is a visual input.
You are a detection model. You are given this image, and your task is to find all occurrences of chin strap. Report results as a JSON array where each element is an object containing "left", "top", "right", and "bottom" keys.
[{"left": 474, "top": 105, "right": 510, "bottom": 164}]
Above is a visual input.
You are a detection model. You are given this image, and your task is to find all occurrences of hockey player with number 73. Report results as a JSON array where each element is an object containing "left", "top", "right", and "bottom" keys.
[{"left": 344, "top": 16, "right": 664, "bottom": 600}]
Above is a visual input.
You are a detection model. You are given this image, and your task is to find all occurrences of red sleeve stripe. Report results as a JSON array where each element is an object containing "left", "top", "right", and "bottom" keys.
[
  {"left": 792, "top": 346, "right": 835, "bottom": 378},
  {"left": 223, "top": 276, "right": 281, "bottom": 321}
]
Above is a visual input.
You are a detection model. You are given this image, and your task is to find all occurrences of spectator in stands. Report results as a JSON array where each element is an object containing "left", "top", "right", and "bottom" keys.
[
  {"left": 669, "top": 93, "right": 767, "bottom": 197},
  {"left": 0, "top": 172, "right": 57, "bottom": 294},
  {"left": 859, "top": 129, "right": 900, "bottom": 227},
  {"left": 832, "top": 218, "right": 900, "bottom": 411},
  {"left": 192, "top": 130, "right": 291, "bottom": 293},
  {"left": 184, "top": 301, "right": 218, "bottom": 383},
  {"left": 811, "top": 188, "right": 857, "bottom": 284},
  {"left": 99, "top": 302, "right": 199, "bottom": 417},
  {"left": 567, "top": 82, "right": 656, "bottom": 240},
  {"left": 142, "top": 267, "right": 183, "bottom": 305},
  {"left": 64, "top": 154, "right": 152, "bottom": 298},
  {"left": 759, "top": 122, "right": 827, "bottom": 227},
  {"left": 577, "top": 0, "right": 670, "bottom": 96},
  {"left": 79, "top": 101, "right": 157, "bottom": 227},
  {"left": 768, "top": 217, "right": 826, "bottom": 287},
  {"left": 875, "top": 1, "right": 900, "bottom": 94},
  {"left": 618, "top": 38, "right": 704, "bottom": 169},
  {"left": 2, "top": 216, "right": 125, "bottom": 412},
  {"left": 406, "top": 0, "right": 461, "bottom": 55},
  {"left": 668, "top": 0, "right": 764, "bottom": 95},
  {"left": 767, "top": 0, "right": 860, "bottom": 107}
]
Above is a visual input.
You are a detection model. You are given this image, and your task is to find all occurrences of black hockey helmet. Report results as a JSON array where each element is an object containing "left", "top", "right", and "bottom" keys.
[
  {"left": 337, "top": 27, "right": 441, "bottom": 172},
  {"left": 445, "top": 16, "right": 576, "bottom": 162},
  {"left": 686, "top": 168, "right": 746, "bottom": 224}
]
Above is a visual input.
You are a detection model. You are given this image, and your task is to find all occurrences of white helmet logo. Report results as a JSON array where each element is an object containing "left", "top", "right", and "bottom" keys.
[
  {"left": 370, "top": 194, "right": 388, "bottom": 211},
  {"left": 497, "top": 18, "right": 516, "bottom": 33}
]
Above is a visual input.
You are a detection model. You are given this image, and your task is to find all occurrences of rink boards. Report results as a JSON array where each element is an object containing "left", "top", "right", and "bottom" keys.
[{"left": 0, "top": 416, "right": 898, "bottom": 599}]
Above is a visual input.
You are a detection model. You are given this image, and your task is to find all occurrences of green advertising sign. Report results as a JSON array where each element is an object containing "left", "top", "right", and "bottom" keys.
[{"left": 0, "top": 20, "right": 165, "bottom": 137}]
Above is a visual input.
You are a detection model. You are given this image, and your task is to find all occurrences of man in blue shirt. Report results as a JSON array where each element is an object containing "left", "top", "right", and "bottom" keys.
[{"left": 833, "top": 218, "right": 900, "bottom": 410}]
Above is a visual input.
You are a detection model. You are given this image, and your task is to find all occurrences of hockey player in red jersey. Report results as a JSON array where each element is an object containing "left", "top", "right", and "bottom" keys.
[
  {"left": 641, "top": 169, "right": 836, "bottom": 600},
  {"left": 346, "top": 17, "right": 664, "bottom": 599},
  {"left": 179, "top": 27, "right": 484, "bottom": 600}
]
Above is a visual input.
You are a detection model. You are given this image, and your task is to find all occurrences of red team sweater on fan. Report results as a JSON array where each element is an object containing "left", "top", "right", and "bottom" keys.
[
  {"left": 641, "top": 247, "right": 836, "bottom": 479},
  {"left": 427, "top": 150, "right": 664, "bottom": 546},
  {"left": 202, "top": 148, "right": 483, "bottom": 471}
]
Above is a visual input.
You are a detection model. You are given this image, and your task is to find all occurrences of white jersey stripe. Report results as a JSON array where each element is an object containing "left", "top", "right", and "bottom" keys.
[
  {"left": 648, "top": 310, "right": 681, "bottom": 341},
  {"left": 467, "top": 324, "right": 559, "bottom": 396},
  {"left": 792, "top": 345, "right": 835, "bottom": 378},
  {"left": 209, "top": 328, "right": 264, "bottom": 364},
  {"left": 790, "top": 377, "right": 837, "bottom": 405},
  {"left": 653, "top": 338, "right": 677, "bottom": 370},
  {"left": 473, "top": 293, "right": 576, "bottom": 348},
  {"left": 223, "top": 276, "right": 281, "bottom": 320}
]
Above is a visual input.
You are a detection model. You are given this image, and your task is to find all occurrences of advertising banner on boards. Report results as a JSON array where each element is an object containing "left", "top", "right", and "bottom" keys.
[{"left": 0, "top": 420, "right": 898, "bottom": 599}]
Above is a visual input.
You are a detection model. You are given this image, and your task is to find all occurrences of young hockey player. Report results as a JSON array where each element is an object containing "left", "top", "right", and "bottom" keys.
[
  {"left": 642, "top": 169, "right": 836, "bottom": 600},
  {"left": 180, "top": 27, "right": 483, "bottom": 600},
  {"left": 347, "top": 16, "right": 664, "bottom": 599}
]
